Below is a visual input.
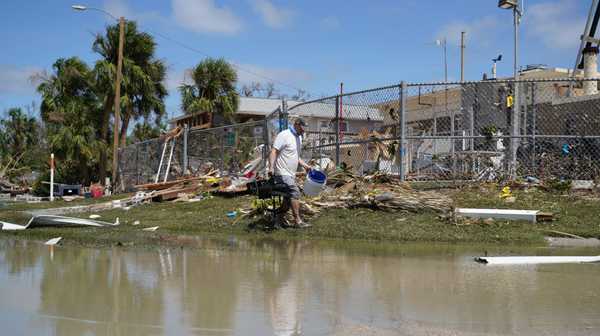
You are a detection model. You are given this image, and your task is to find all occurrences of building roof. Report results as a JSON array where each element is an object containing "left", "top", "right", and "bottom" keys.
[
  {"left": 289, "top": 100, "right": 384, "bottom": 121},
  {"left": 237, "top": 97, "right": 302, "bottom": 116},
  {"left": 169, "top": 96, "right": 384, "bottom": 124}
]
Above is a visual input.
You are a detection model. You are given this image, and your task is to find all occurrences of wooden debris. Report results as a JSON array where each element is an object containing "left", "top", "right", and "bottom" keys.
[{"left": 541, "top": 229, "right": 585, "bottom": 240}]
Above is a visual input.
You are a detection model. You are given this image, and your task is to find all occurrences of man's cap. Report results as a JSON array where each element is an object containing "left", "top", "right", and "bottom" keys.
[{"left": 294, "top": 118, "right": 307, "bottom": 127}]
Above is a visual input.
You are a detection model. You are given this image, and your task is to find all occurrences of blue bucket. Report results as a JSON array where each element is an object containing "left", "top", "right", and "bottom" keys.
[
  {"left": 308, "top": 169, "right": 326, "bottom": 184},
  {"left": 304, "top": 169, "right": 327, "bottom": 197}
]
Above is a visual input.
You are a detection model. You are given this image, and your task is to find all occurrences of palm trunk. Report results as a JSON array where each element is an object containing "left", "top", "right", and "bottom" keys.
[
  {"left": 99, "top": 94, "right": 113, "bottom": 184},
  {"left": 119, "top": 105, "right": 131, "bottom": 148}
]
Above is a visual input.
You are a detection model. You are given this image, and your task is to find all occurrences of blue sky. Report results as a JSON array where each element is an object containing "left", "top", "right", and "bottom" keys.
[{"left": 0, "top": 0, "right": 591, "bottom": 120}]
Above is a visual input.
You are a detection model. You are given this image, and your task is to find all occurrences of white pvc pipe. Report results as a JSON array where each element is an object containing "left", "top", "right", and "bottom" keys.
[
  {"left": 476, "top": 255, "right": 600, "bottom": 265},
  {"left": 50, "top": 153, "right": 54, "bottom": 202}
]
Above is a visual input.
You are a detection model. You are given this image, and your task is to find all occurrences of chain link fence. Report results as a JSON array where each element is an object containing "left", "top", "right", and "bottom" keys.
[
  {"left": 288, "top": 78, "right": 600, "bottom": 183},
  {"left": 119, "top": 120, "right": 269, "bottom": 191},
  {"left": 119, "top": 78, "right": 600, "bottom": 190}
]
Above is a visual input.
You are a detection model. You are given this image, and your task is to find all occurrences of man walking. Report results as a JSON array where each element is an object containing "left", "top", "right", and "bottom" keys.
[{"left": 269, "top": 118, "right": 312, "bottom": 228}]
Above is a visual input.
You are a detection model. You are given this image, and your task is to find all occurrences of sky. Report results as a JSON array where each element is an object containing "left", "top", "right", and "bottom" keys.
[{"left": 0, "top": 0, "right": 592, "bottom": 120}]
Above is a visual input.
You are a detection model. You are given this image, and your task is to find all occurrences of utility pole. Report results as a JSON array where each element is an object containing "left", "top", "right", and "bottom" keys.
[
  {"left": 111, "top": 16, "right": 125, "bottom": 182},
  {"left": 511, "top": 6, "right": 521, "bottom": 178},
  {"left": 460, "top": 32, "right": 466, "bottom": 82}
]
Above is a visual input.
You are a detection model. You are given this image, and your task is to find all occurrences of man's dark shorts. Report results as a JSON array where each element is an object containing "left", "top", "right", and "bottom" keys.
[{"left": 274, "top": 175, "right": 301, "bottom": 200}]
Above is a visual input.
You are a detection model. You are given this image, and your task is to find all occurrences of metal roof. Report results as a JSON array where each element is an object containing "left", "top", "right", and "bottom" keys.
[{"left": 169, "top": 97, "right": 384, "bottom": 123}]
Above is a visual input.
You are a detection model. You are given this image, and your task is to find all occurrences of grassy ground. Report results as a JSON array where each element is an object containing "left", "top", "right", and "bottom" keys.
[{"left": 1, "top": 184, "right": 600, "bottom": 248}]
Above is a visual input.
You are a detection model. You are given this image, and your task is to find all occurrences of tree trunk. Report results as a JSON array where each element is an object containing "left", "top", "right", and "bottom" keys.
[
  {"left": 99, "top": 94, "right": 113, "bottom": 184},
  {"left": 120, "top": 105, "right": 131, "bottom": 148}
]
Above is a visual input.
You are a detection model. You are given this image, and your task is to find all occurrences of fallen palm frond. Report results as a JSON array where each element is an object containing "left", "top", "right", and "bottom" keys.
[{"left": 236, "top": 171, "right": 452, "bottom": 224}]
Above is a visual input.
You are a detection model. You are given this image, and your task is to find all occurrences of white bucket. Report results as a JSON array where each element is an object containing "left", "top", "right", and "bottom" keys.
[{"left": 303, "top": 170, "right": 327, "bottom": 197}]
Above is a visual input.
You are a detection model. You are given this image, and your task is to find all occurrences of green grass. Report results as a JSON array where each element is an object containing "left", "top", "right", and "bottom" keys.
[{"left": 1, "top": 185, "right": 600, "bottom": 248}]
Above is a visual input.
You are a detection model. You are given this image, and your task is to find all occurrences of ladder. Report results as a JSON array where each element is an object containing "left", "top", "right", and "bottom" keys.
[{"left": 154, "top": 127, "right": 183, "bottom": 183}]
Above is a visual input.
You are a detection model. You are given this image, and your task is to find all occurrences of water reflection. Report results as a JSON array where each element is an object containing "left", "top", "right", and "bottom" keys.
[{"left": 0, "top": 238, "right": 599, "bottom": 335}]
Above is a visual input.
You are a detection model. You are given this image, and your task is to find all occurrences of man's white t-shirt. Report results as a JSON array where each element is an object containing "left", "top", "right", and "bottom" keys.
[{"left": 273, "top": 128, "right": 302, "bottom": 177}]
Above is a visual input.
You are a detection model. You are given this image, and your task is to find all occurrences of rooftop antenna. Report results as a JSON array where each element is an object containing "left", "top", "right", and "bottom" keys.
[{"left": 492, "top": 54, "right": 502, "bottom": 79}]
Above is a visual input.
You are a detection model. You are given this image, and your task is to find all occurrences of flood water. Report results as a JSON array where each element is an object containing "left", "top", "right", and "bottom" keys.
[{"left": 1, "top": 238, "right": 599, "bottom": 336}]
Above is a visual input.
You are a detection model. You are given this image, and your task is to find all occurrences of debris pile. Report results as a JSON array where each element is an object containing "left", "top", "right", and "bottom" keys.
[
  {"left": 238, "top": 170, "right": 453, "bottom": 224},
  {"left": 305, "top": 171, "right": 453, "bottom": 214}
]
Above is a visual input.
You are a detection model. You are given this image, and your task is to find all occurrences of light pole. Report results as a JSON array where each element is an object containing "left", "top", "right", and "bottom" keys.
[
  {"left": 498, "top": 0, "right": 521, "bottom": 178},
  {"left": 435, "top": 38, "right": 449, "bottom": 156},
  {"left": 72, "top": 5, "right": 125, "bottom": 186}
]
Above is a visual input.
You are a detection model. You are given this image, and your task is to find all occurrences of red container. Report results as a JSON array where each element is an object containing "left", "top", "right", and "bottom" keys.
[{"left": 90, "top": 186, "right": 103, "bottom": 198}]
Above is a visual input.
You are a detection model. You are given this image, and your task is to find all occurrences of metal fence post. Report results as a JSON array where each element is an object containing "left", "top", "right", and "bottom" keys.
[
  {"left": 263, "top": 119, "right": 270, "bottom": 175},
  {"left": 135, "top": 143, "right": 139, "bottom": 186},
  {"left": 510, "top": 80, "right": 520, "bottom": 179},
  {"left": 335, "top": 96, "right": 340, "bottom": 166},
  {"left": 220, "top": 129, "right": 225, "bottom": 173},
  {"left": 281, "top": 98, "right": 288, "bottom": 131},
  {"left": 183, "top": 124, "right": 189, "bottom": 175},
  {"left": 399, "top": 81, "right": 407, "bottom": 181},
  {"left": 531, "top": 82, "right": 537, "bottom": 173}
]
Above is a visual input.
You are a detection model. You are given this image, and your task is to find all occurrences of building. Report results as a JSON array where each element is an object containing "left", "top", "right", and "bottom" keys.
[{"left": 168, "top": 96, "right": 384, "bottom": 136}]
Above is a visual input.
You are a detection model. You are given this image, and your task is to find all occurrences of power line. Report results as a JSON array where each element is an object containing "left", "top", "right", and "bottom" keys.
[{"left": 143, "top": 27, "right": 308, "bottom": 94}]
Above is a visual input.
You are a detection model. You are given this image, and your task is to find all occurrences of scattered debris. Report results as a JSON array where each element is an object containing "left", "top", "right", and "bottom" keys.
[
  {"left": 545, "top": 237, "right": 600, "bottom": 247},
  {"left": 541, "top": 229, "right": 585, "bottom": 240},
  {"left": 0, "top": 221, "right": 27, "bottom": 230},
  {"left": 45, "top": 237, "right": 62, "bottom": 246},
  {"left": 455, "top": 208, "right": 553, "bottom": 223},
  {"left": 15, "top": 194, "right": 42, "bottom": 203},
  {"left": 571, "top": 180, "right": 595, "bottom": 191},
  {"left": 499, "top": 186, "right": 513, "bottom": 199},
  {"left": 3, "top": 215, "right": 120, "bottom": 230},
  {"left": 239, "top": 170, "right": 453, "bottom": 225},
  {"left": 142, "top": 226, "right": 159, "bottom": 232},
  {"left": 89, "top": 214, "right": 101, "bottom": 219},
  {"left": 28, "top": 215, "right": 119, "bottom": 228},
  {"left": 475, "top": 255, "right": 600, "bottom": 265},
  {"left": 133, "top": 220, "right": 140, "bottom": 226},
  {"left": 227, "top": 211, "right": 237, "bottom": 218}
]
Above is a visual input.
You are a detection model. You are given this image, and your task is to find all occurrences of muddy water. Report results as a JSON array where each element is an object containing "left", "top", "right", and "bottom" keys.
[{"left": 1, "top": 238, "right": 599, "bottom": 336}]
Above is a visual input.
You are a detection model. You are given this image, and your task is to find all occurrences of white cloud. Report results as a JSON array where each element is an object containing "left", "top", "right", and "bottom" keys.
[
  {"left": 527, "top": 0, "right": 585, "bottom": 50},
  {"left": 320, "top": 16, "right": 341, "bottom": 30},
  {"left": 0, "top": 65, "right": 41, "bottom": 95},
  {"left": 164, "top": 67, "right": 194, "bottom": 92},
  {"left": 172, "top": 0, "right": 242, "bottom": 34},
  {"left": 436, "top": 16, "right": 498, "bottom": 47},
  {"left": 251, "top": 0, "right": 293, "bottom": 29}
]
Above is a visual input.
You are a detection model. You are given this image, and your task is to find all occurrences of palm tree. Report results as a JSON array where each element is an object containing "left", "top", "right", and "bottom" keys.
[
  {"left": 0, "top": 108, "right": 40, "bottom": 161},
  {"left": 47, "top": 101, "right": 106, "bottom": 183},
  {"left": 93, "top": 20, "right": 167, "bottom": 148},
  {"left": 180, "top": 58, "right": 239, "bottom": 124},
  {"left": 35, "top": 58, "right": 104, "bottom": 183},
  {"left": 131, "top": 121, "right": 165, "bottom": 143},
  {"left": 35, "top": 57, "right": 97, "bottom": 125}
]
